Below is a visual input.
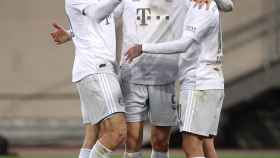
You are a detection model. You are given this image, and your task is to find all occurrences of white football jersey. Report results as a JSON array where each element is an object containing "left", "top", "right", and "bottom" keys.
[
  {"left": 115, "top": 0, "right": 188, "bottom": 85},
  {"left": 180, "top": 1, "right": 224, "bottom": 90},
  {"left": 65, "top": 0, "right": 119, "bottom": 82}
]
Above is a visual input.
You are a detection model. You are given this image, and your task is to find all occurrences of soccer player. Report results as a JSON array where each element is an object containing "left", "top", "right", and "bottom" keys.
[
  {"left": 125, "top": 0, "right": 233, "bottom": 158},
  {"left": 51, "top": 0, "right": 127, "bottom": 158}
]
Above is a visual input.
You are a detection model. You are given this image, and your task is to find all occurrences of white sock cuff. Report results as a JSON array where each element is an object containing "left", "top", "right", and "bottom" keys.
[
  {"left": 151, "top": 150, "right": 169, "bottom": 158},
  {"left": 95, "top": 140, "right": 113, "bottom": 153},
  {"left": 124, "top": 151, "right": 143, "bottom": 158}
]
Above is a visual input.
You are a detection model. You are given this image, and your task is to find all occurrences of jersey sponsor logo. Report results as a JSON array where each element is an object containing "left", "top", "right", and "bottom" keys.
[{"left": 136, "top": 8, "right": 170, "bottom": 26}]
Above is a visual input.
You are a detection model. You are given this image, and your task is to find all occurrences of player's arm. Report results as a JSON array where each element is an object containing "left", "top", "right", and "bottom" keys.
[
  {"left": 81, "top": 0, "right": 122, "bottom": 23},
  {"left": 126, "top": 8, "right": 218, "bottom": 63},
  {"left": 125, "top": 38, "right": 195, "bottom": 63},
  {"left": 50, "top": 23, "right": 72, "bottom": 45}
]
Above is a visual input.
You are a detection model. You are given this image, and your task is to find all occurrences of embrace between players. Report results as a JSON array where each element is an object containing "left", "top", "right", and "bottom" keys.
[{"left": 50, "top": 0, "right": 234, "bottom": 158}]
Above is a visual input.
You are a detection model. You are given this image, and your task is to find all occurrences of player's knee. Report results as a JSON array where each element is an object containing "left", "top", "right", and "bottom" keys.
[
  {"left": 110, "top": 124, "right": 127, "bottom": 145},
  {"left": 151, "top": 135, "right": 169, "bottom": 151}
]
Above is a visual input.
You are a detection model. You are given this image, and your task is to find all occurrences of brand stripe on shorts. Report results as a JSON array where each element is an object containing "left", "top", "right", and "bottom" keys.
[
  {"left": 102, "top": 74, "right": 118, "bottom": 112},
  {"left": 98, "top": 74, "right": 113, "bottom": 114},
  {"left": 183, "top": 90, "right": 193, "bottom": 130},
  {"left": 188, "top": 91, "right": 196, "bottom": 131}
]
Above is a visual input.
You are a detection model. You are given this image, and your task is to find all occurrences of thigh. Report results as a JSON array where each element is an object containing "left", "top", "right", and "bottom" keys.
[{"left": 148, "top": 82, "right": 177, "bottom": 126}]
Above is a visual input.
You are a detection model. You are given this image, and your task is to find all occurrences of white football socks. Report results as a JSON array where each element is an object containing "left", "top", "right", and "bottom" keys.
[
  {"left": 124, "top": 151, "right": 144, "bottom": 158},
  {"left": 89, "top": 141, "right": 112, "bottom": 158}
]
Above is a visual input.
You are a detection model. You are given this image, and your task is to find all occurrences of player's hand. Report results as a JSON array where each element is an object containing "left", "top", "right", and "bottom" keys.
[
  {"left": 50, "top": 23, "right": 72, "bottom": 45},
  {"left": 192, "top": 0, "right": 211, "bottom": 10},
  {"left": 125, "top": 44, "right": 143, "bottom": 63}
]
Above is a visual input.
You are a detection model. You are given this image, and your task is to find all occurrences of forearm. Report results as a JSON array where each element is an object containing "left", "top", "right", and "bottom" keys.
[
  {"left": 142, "top": 37, "right": 196, "bottom": 54},
  {"left": 85, "top": 0, "right": 121, "bottom": 23},
  {"left": 214, "top": 0, "right": 234, "bottom": 12}
]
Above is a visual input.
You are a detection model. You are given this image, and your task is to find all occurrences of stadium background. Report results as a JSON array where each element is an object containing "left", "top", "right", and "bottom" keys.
[{"left": 0, "top": 0, "right": 280, "bottom": 157}]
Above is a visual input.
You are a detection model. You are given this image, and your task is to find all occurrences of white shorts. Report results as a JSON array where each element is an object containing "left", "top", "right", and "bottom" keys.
[
  {"left": 121, "top": 81, "right": 177, "bottom": 126},
  {"left": 76, "top": 71, "right": 125, "bottom": 125},
  {"left": 179, "top": 89, "right": 224, "bottom": 136}
]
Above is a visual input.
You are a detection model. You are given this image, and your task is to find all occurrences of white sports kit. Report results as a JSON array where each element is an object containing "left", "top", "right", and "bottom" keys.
[
  {"left": 115, "top": 0, "right": 190, "bottom": 126},
  {"left": 141, "top": 1, "right": 225, "bottom": 136},
  {"left": 65, "top": 0, "right": 125, "bottom": 125},
  {"left": 65, "top": 0, "right": 229, "bottom": 135},
  {"left": 179, "top": 2, "right": 224, "bottom": 136}
]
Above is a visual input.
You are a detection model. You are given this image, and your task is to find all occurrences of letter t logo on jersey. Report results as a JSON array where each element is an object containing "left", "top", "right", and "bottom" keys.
[
  {"left": 104, "top": 15, "right": 111, "bottom": 25},
  {"left": 137, "top": 8, "right": 151, "bottom": 26}
]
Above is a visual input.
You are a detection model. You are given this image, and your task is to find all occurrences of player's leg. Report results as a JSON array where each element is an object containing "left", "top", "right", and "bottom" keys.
[
  {"left": 182, "top": 133, "right": 204, "bottom": 158},
  {"left": 76, "top": 79, "right": 101, "bottom": 158},
  {"left": 79, "top": 124, "right": 99, "bottom": 158},
  {"left": 126, "top": 122, "right": 145, "bottom": 152},
  {"left": 77, "top": 68, "right": 126, "bottom": 158},
  {"left": 149, "top": 83, "right": 178, "bottom": 158},
  {"left": 124, "top": 122, "right": 145, "bottom": 158},
  {"left": 203, "top": 137, "right": 218, "bottom": 158},
  {"left": 82, "top": 124, "right": 99, "bottom": 149},
  {"left": 150, "top": 126, "right": 172, "bottom": 158},
  {"left": 121, "top": 80, "right": 148, "bottom": 158},
  {"left": 98, "top": 113, "right": 127, "bottom": 149},
  {"left": 89, "top": 72, "right": 127, "bottom": 158},
  {"left": 179, "top": 89, "right": 224, "bottom": 158}
]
